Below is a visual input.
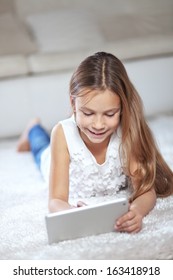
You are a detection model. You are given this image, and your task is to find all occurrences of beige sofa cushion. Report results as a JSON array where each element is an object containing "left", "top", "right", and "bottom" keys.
[
  {"left": 0, "top": 13, "right": 37, "bottom": 55},
  {"left": 26, "top": 9, "right": 104, "bottom": 53},
  {"left": 0, "top": 55, "right": 29, "bottom": 78},
  {"left": 0, "top": 0, "right": 14, "bottom": 14},
  {"left": 101, "top": 13, "right": 173, "bottom": 42},
  {"left": 0, "top": 0, "right": 173, "bottom": 78}
]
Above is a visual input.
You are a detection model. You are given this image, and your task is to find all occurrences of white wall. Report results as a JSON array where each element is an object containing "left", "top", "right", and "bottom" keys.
[
  {"left": 125, "top": 55, "right": 173, "bottom": 116},
  {"left": 0, "top": 55, "right": 173, "bottom": 138},
  {"left": 0, "top": 72, "right": 72, "bottom": 138}
]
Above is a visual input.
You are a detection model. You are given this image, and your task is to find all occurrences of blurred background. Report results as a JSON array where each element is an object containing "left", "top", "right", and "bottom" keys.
[{"left": 0, "top": 0, "right": 173, "bottom": 138}]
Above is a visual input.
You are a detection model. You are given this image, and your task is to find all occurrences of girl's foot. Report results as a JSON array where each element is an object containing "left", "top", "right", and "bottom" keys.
[{"left": 17, "top": 118, "right": 40, "bottom": 152}]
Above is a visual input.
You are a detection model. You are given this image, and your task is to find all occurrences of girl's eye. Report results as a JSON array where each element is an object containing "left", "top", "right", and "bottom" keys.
[
  {"left": 106, "top": 113, "right": 115, "bottom": 117},
  {"left": 106, "top": 109, "right": 121, "bottom": 117},
  {"left": 83, "top": 112, "right": 93, "bottom": 116}
]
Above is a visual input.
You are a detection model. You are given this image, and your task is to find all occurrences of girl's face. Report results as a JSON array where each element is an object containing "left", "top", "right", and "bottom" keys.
[{"left": 72, "top": 89, "right": 121, "bottom": 144}]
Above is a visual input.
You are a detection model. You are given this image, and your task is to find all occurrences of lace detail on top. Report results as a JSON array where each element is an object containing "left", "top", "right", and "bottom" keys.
[{"left": 60, "top": 116, "right": 126, "bottom": 199}]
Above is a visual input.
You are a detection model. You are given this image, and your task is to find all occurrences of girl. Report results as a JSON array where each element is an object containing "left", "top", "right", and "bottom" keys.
[{"left": 17, "top": 52, "right": 173, "bottom": 233}]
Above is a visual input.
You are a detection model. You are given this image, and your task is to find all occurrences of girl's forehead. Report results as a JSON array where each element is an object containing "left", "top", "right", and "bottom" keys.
[{"left": 76, "top": 89, "right": 120, "bottom": 107}]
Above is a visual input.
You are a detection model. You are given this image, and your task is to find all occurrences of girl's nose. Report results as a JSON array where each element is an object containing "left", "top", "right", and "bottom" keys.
[{"left": 92, "top": 117, "right": 105, "bottom": 130}]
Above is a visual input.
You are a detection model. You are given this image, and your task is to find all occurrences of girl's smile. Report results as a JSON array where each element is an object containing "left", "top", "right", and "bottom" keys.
[{"left": 86, "top": 128, "right": 109, "bottom": 140}]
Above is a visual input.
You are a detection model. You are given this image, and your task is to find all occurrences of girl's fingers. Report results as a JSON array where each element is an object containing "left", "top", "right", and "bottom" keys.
[
  {"left": 116, "top": 220, "right": 141, "bottom": 233},
  {"left": 116, "top": 210, "right": 135, "bottom": 226}
]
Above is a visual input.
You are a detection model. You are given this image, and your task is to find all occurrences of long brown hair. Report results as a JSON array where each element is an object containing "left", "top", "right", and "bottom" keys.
[{"left": 69, "top": 52, "right": 173, "bottom": 200}]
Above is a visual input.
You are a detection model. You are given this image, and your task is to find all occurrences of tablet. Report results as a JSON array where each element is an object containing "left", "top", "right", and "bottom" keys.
[{"left": 45, "top": 197, "right": 128, "bottom": 244}]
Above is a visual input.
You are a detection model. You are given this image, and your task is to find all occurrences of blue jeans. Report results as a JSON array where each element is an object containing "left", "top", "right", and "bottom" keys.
[{"left": 28, "top": 124, "right": 50, "bottom": 168}]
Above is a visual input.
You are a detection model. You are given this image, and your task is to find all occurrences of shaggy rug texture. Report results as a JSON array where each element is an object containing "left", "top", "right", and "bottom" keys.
[{"left": 0, "top": 115, "right": 173, "bottom": 260}]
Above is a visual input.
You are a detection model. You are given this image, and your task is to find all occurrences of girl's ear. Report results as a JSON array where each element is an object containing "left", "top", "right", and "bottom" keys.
[{"left": 70, "top": 95, "right": 76, "bottom": 112}]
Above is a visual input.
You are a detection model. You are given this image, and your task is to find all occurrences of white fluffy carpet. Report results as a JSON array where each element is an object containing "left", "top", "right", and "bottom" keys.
[{"left": 0, "top": 115, "right": 173, "bottom": 260}]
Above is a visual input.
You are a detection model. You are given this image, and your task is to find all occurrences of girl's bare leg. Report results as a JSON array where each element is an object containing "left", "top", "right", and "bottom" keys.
[{"left": 17, "top": 118, "right": 40, "bottom": 152}]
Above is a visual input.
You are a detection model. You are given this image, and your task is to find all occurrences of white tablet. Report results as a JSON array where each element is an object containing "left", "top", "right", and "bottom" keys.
[{"left": 45, "top": 197, "right": 128, "bottom": 244}]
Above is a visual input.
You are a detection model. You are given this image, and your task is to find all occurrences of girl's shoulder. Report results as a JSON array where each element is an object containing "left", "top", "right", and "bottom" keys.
[
  {"left": 51, "top": 116, "right": 75, "bottom": 136},
  {"left": 58, "top": 115, "right": 78, "bottom": 138},
  {"left": 58, "top": 116, "right": 84, "bottom": 154},
  {"left": 51, "top": 116, "right": 78, "bottom": 152},
  {"left": 51, "top": 122, "right": 63, "bottom": 138},
  {"left": 50, "top": 122, "right": 68, "bottom": 151}
]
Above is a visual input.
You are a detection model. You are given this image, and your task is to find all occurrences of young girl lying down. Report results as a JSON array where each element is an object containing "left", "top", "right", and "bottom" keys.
[{"left": 17, "top": 52, "right": 173, "bottom": 233}]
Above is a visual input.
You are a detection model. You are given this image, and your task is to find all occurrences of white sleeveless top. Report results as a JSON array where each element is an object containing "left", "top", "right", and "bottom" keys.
[{"left": 40, "top": 116, "right": 126, "bottom": 199}]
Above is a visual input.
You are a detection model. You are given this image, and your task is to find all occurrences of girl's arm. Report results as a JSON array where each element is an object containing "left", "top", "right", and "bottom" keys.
[
  {"left": 115, "top": 159, "right": 157, "bottom": 233},
  {"left": 48, "top": 123, "right": 73, "bottom": 212},
  {"left": 130, "top": 188, "right": 156, "bottom": 217}
]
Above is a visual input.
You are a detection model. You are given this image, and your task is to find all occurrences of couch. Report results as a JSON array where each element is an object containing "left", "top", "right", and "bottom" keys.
[
  {"left": 0, "top": 0, "right": 173, "bottom": 137},
  {"left": 0, "top": 0, "right": 173, "bottom": 79}
]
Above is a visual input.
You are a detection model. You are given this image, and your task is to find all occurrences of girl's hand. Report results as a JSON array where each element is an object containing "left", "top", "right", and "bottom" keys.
[{"left": 115, "top": 205, "right": 143, "bottom": 233}]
